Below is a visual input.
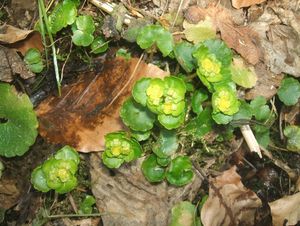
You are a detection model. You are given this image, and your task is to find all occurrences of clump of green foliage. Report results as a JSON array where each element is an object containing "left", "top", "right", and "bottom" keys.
[
  {"left": 24, "top": 48, "right": 44, "bottom": 73},
  {"left": 31, "top": 146, "right": 80, "bottom": 194}
]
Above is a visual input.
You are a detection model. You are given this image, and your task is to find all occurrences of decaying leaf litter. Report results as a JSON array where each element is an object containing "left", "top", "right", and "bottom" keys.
[{"left": 0, "top": 0, "right": 300, "bottom": 225}]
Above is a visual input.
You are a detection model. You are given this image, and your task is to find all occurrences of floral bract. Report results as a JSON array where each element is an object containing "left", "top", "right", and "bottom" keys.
[
  {"left": 31, "top": 146, "right": 80, "bottom": 194},
  {"left": 102, "top": 132, "right": 142, "bottom": 168},
  {"left": 212, "top": 87, "right": 240, "bottom": 116}
]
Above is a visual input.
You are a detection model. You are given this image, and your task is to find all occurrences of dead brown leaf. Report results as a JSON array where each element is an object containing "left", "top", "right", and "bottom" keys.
[
  {"left": 0, "top": 179, "right": 21, "bottom": 209},
  {"left": 36, "top": 57, "right": 169, "bottom": 153},
  {"left": 201, "top": 166, "right": 263, "bottom": 226},
  {"left": 232, "top": 0, "right": 266, "bottom": 9},
  {"left": 0, "top": 45, "right": 35, "bottom": 82},
  {"left": 245, "top": 63, "right": 284, "bottom": 100},
  {"left": 90, "top": 155, "right": 202, "bottom": 226},
  {"left": 184, "top": 5, "right": 261, "bottom": 65},
  {"left": 0, "top": 25, "right": 43, "bottom": 55},
  {"left": 269, "top": 192, "right": 300, "bottom": 226}
]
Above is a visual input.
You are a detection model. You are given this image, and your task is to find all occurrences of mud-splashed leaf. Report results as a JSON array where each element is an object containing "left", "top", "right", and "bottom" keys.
[
  {"left": 183, "top": 17, "right": 216, "bottom": 44},
  {"left": 201, "top": 166, "right": 262, "bottom": 226},
  {"left": 184, "top": 5, "right": 261, "bottom": 65},
  {"left": 170, "top": 201, "right": 197, "bottom": 226},
  {"left": 284, "top": 126, "right": 300, "bottom": 152},
  {"left": 232, "top": 0, "right": 267, "bottom": 9},
  {"left": 173, "top": 41, "right": 197, "bottom": 73},
  {"left": 231, "top": 57, "right": 257, "bottom": 88},
  {"left": 36, "top": 57, "right": 169, "bottom": 152},
  {"left": 269, "top": 192, "right": 300, "bottom": 226}
]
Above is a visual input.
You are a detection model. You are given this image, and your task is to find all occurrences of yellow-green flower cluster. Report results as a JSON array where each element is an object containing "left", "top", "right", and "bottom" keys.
[
  {"left": 146, "top": 76, "right": 186, "bottom": 117},
  {"left": 102, "top": 132, "right": 142, "bottom": 168},
  {"left": 31, "top": 146, "right": 80, "bottom": 194},
  {"left": 212, "top": 87, "right": 240, "bottom": 115},
  {"left": 197, "top": 55, "right": 222, "bottom": 83}
]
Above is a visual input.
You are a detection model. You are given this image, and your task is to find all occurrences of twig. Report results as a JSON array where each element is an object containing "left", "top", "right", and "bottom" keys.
[
  {"left": 171, "top": 0, "right": 184, "bottom": 29},
  {"left": 68, "top": 193, "right": 78, "bottom": 214},
  {"left": 240, "top": 125, "right": 262, "bottom": 158}
]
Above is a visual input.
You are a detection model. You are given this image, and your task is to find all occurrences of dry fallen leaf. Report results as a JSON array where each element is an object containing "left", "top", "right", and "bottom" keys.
[
  {"left": 90, "top": 155, "right": 202, "bottom": 226},
  {"left": 184, "top": 5, "right": 261, "bottom": 65},
  {"left": 269, "top": 192, "right": 300, "bottom": 226},
  {"left": 0, "top": 24, "right": 43, "bottom": 55},
  {"left": 36, "top": 57, "right": 169, "bottom": 153},
  {"left": 0, "top": 45, "right": 35, "bottom": 82},
  {"left": 245, "top": 63, "right": 284, "bottom": 100},
  {"left": 232, "top": 0, "right": 266, "bottom": 9},
  {"left": 201, "top": 166, "right": 263, "bottom": 226}
]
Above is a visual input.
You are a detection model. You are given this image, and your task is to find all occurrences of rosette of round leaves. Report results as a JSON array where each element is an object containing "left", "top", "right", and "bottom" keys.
[
  {"left": 24, "top": 48, "right": 44, "bottom": 73},
  {"left": 132, "top": 76, "right": 187, "bottom": 129},
  {"left": 31, "top": 146, "right": 80, "bottom": 194},
  {"left": 48, "top": 0, "right": 78, "bottom": 34},
  {"left": 0, "top": 83, "right": 38, "bottom": 157},
  {"left": 136, "top": 24, "right": 174, "bottom": 57},
  {"left": 102, "top": 132, "right": 142, "bottom": 169},
  {"left": 166, "top": 156, "right": 194, "bottom": 186},
  {"left": 212, "top": 86, "right": 240, "bottom": 124},
  {"left": 72, "top": 15, "right": 95, "bottom": 46},
  {"left": 193, "top": 39, "right": 232, "bottom": 91}
]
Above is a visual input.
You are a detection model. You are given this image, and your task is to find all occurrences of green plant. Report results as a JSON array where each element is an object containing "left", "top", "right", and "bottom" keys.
[
  {"left": 0, "top": 83, "right": 38, "bottom": 157},
  {"left": 31, "top": 146, "right": 80, "bottom": 194},
  {"left": 277, "top": 77, "right": 300, "bottom": 106},
  {"left": 284, "top": 126, "right": 300, "bottom": 152},
  {"left": 136, "top": 24, "right": 174, "bottom": 57},
  {"left": 24, "top": 48, "right": 44, "bottom": 73},
  {"left": 102, "top": 132, "right": 142, "bottom": 169},
  {"left": 91, "top": 36, "right": 109, "bottom": 54},
  {"left": 79, "top": 195, "right": 96, "bottom": 214},
  {"left": 170, "top": 201, "right": 199, "bottom": 226},
  {"left": 72, "top": 15, "right": 95, "bottom": 46}
]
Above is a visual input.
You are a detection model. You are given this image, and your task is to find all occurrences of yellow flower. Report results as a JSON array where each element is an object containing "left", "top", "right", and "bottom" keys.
[
  {"left": 146, "top": 84, "right": 164, "bottom": 105},
  {"left": 214, "top": 91, "right": 231, "bottom": 112}
]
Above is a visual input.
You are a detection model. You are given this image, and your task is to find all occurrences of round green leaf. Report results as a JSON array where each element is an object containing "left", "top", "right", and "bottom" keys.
[
  {"left": 79, "top": 195, "right": 96, "bottom": 214},
  {"left": 153, "top": 129, "right": 178, "bottom": 158},
  {"left": 54, "top": 145, "right": 80, "bottom": 165},
  {"left": 232, "top": 100, "right": 252, "bottom": 121},
  {"left": 166, "top": 156, "right": 194, "bottom": 186},
  {"left": 231, "top": 57, "right": 257, "bottom": 88},
  {"left": 277, "top": 77, "right": 300, "bottom": 106},
  {"left": 173, "top": 41, "right": 196, "bottom": 73},
  {"left": 72, "top": 30, "right": 94, "bottom": 46},
  {"left": 120, "top": 98, "right": 156, "bottom": 132},
  {"left": 156, "top": 27, "right": 174, "bottom": 57},
  {"left": 90, "top": 36, "right": 108, "bottom": 54},
  {"left": 130, "top": 129, "right": 151, "bottom": 142},
  {"left": 75, "top": 15, "right": 95, "bottom": 33},
  {"left": 24, "top": 48, "right": 44, "bottom": 73},
  {"left": 158, "top": 111, "right": 185, "bottom": 130},
  {"left": 31, "top": 166, "right": 51, "bottom": 192},
  {"left": 212, "top": 112, "right": 233, "bottom": 125},
  {"left": 284, "top": 126, "right": 300, "bottom": 152},
  {"left": 132, "top": 77, "right": 151, "bottom": 106},
  {"left": 141, "top": 154, "right": 166, "bottom": 183},
  {"left": 191, "top": 89, "right": 208, "bottom": 114},
  {"left": 170, "top": 201, "right": 197, "bottom": 226},
  {"left": 0, "top": 83, "right": 38, "bottom": 157}
]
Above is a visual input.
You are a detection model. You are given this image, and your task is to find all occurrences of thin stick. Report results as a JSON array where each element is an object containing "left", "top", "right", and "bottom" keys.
[
  {"left": 240, "top": 125, "right": 262, "bottom": 158},
  {"left": 38, "top": 0, "right": 61, "bottom": 96},
  {"left": 260, "top": 146, "right": 298, "bottom": 181}
]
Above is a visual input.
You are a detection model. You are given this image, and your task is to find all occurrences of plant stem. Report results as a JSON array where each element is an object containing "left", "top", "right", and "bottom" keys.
[
  {"left": 47, "top": 213, "right": 103, "bottom": 219},
  {"left": 38, "top": 0, "right": 61, "bottom": 96}
]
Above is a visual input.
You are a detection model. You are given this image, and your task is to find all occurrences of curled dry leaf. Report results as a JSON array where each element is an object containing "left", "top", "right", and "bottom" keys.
[
  {"left": 232, "top": 0, "right": 267, "bottom": 9},
  {"left": 36, "top": 57, "right": 169, "bottom": 153},
  {"left": 269, "top": 192, "right": 300, "bottom": 226},
  {"left": 0, "top": 24, "right": 43, "bottom": 55},
  {"left": 201, "top": 166, "right": 263, "bottom": 226},
  {"left": 184, "top": 5, "right": 261, "bottom": 65},
  {"left": 0, "top": 45, "right": 35, "bottom": 82}
]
